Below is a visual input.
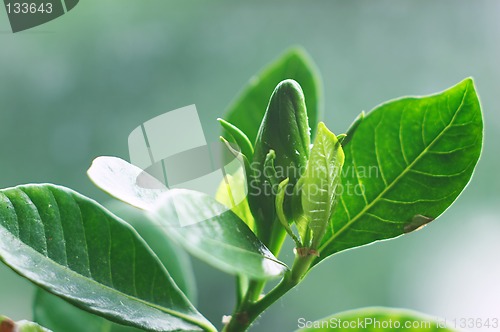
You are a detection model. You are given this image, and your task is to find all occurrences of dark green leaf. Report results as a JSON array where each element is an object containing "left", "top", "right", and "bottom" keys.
[
  {"left": 34, "top": 290, "right": 140, "bottom": 332},
  {"left": 151, "top": 189, "right": 288, "bottom": 279},
  {"left": 295, "top": 307, "right": 457, "bottom": 331},
  {"left": 88, "top": 157, "right": 288, "bottom": 279},
  {"left": 0, "top": 184, "right": 214, "bottom": 332},
  {"left": 224, "top": 47, "right": 322, "bottom": 145},
  {"left": 107, "top": 201, "right": 197, "bottom": 304},
  {"left": 34, "top": 201, "right": 198, "bottom": 332},
  {"left": 218, "top": 118, "right": 254, "bottom": 161},
  {"left": 316, "top": 78, "right": 483, "bottom": 265}
]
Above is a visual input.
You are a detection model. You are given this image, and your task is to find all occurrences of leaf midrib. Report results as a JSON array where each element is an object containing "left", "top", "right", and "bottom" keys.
[
  {"left": 161, "top": 221, "right": 288, "bottom": 274},
  {"left": 0, "top": 189, "right": 211, "bottom": 332},
  {"left": 318, "top": 83, "right": 470, "bottom": 255},
  {"left": 309, "top": 132, "right": 336, "bottom": 226}
]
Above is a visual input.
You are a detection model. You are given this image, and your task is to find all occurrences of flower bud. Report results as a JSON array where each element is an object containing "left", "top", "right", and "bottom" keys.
[{"left": 248, "top": 79, "right": 311, "bottom": 241}]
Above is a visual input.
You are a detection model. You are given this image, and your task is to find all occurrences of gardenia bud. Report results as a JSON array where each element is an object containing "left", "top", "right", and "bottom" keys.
[{"left": 249, "top": 79, "right": 311, "bottom": 241}]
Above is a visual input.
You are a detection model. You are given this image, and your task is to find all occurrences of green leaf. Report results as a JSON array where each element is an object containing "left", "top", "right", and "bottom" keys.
[
  {"left": 340, "top": 111, "right": 365, "bottom": 147},
  {"left": 215, "top": 166, "right": 255, "bottom": 230},
  {"left": 151, "top": 189, "right": 288, "bottom": 279},
  {"left": 224, "top": 47, "right": 322, "bottom": 145},
  {"left": 316, "top": 78, "right": 483, "bottom": 265},
  {"left": 296, "top": 122, "right": 344, "bottom": 249},
  {"left": 0, "top": 184, "right": 214, "bottom": 332},
  {"left": 295, "top": 307, "right": 457, "bottom": 331},
  {"left": 88, "top": 156, "right": 165, "bottom": 211},
  {"left": 34, "top": 201, "right": 198, "bottom": 332},
  {"left": 88, "top": 156, "right": 288, "bottom": 279},
  {"left": 1, "top": 315, "right": 51, "bottom": 332},
  {"left": 34, "top": 290, "right": 140, "bottom": 332},
  {"left": 217, "top": 136, "right": 256, "bottom": 232},
  {"left": 275, "top": 178, "right": 301, "bottom": 247},
  {"left": 218, "top": 118, "right": 254, "bottom": 161},
  {"left": 106, "top": 201, "right": 197, "bottom": 304}
]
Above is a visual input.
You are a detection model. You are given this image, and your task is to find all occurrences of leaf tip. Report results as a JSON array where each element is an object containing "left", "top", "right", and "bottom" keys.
[
  {"left": 284, "top": 45, "right": 312, "bottom": 62},
  {"left": 454, "top": 76, "right": 476, "bottom": 95},
  {"left": 316, "top": 121, "right": 329, "bottom": 135},
  {"left": 463, "top": 76, "right": 475, "bottom": 86}
]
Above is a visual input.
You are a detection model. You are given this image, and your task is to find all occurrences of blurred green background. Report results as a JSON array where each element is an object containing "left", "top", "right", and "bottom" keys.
[{"left": 0, "top": 1, "right": 499, "bottom": 331}]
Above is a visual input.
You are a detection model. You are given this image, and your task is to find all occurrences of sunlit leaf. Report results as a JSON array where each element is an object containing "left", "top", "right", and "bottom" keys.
[
  {"left": 88, "top": 157, "right": 288, "bottom": 279},
  {"left": 316, "top": 78, "right": 483, "bottom": 265}
]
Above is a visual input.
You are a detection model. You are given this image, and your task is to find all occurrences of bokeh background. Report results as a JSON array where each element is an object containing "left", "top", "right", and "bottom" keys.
[{"left": 1, "top": 1, "right": 499, "bottom": 331}]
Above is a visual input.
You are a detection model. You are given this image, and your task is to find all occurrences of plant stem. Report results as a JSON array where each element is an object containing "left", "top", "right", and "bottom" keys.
[
  {"left": 235, "top": 275, "right": 246, "bottom": 306},
  {"left": 268, "top": 224, "right": 287, "bottom": 257},
  {"left": 223, "top": 253, "right": 316, "bottom": 332},
  {"left": 243, "top": 225, "right": 287, "bottom": 303}
]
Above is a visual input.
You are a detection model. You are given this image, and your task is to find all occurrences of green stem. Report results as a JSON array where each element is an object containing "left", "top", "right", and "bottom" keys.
[
  {"left": 223, "top": 254, "right": 316, "bottom": 332},
  {"left": 241, "top": 221, "right": 287, "bottom": 304},
  {"left": 245, "top": 279, "right": 265, "bottom": 303},
  {"left": 268, "top": 223, "right": 287, "bottom": 257},
  {"left": 235, "top": 275, "right": 247, "bottom": 306}
]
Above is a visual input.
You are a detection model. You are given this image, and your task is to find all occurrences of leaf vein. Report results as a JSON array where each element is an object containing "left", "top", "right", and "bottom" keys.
[
  {"left": 374, "top": 113, "right": 388, "bottom": 186},
  {"left": 319, "top": 82, "right": 471, "bottom": 254}
]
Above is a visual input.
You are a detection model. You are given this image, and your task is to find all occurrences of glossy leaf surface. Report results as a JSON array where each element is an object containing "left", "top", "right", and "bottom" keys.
[
  {"left": 34, "top": 290, "right": 140, "bottom": 332},
  {"left": 106, "top": 201, "right": 197, "bottom": 303},
  {"left": 34, "top": 201, "right": 198, "bottom": 332},
  {"left": 88, "top": 157, "right": 288, "bottom": 279},
  {"left": 0, "top": 184, "right": 214, "bottom": 332},
  {"left": 317, "top": 79, "right": 483, "bottom": 265},
  {"left": 151, "top": 189, "right": 288, "bottom": 279}
]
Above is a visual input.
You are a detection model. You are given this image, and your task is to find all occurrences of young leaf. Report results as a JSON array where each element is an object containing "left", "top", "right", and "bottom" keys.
[
  {"left": 0, "top": 184, "right": 215, "bottom": 332},
  {"left": 218, "top": 118, "right": 254, "bottom": 161},
  {"left": 218, "top": 136, "right": 254, "bottom": 224},
  {"left": 88, "top": 156, "right": 288, "bottom": 279},
  {"left": 297, "top": 122, "right": 344, "bottom": 249},
  {"left": 34, "top": 290, "right": 140, "bottom": 332},
  {"left": 224, "top": 47, "right": 322, "bottom": 145},
  {"left": 215, "top": 166, "right": 255, "bottom": 230},
  {"left": 151, "top": 189, "right": 288, "bottom": 279},
  {"left": 1, "top": 315, "right": 51, "bottom": 332},
  {"left": 295, "top": 307, "right": 457, "bottom": 331},
  {"left": 275, "top": 178, "right": 301, "bottom": 246},
  {"left": 316, "top": 78, "right": 483, "bottom": 266}
]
